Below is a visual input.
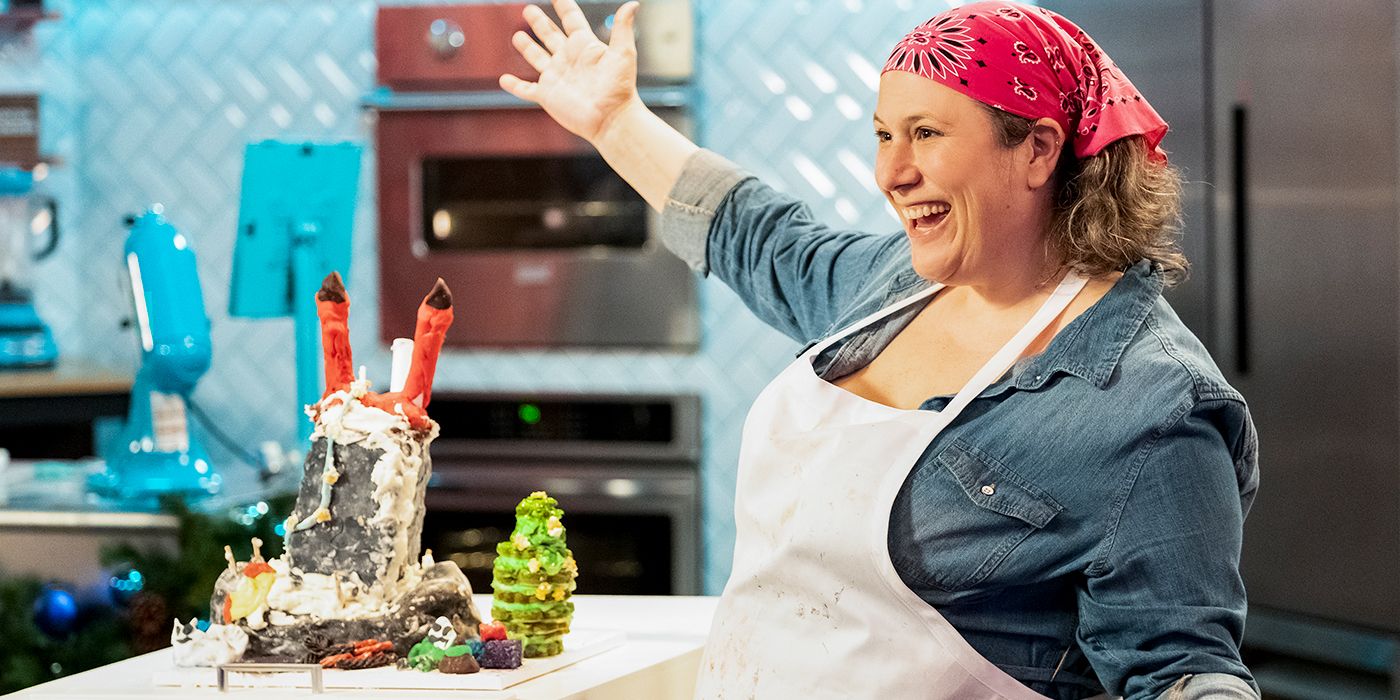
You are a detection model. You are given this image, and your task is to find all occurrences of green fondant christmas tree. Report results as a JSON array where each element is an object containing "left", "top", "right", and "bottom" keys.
[{"left": 491, "top": 491, "right": 578, "bottom": 657}]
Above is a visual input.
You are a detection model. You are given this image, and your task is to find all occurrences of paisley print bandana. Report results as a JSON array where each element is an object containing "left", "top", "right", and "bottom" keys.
[{"left": 883, "top": 1, "right": 1168, "bottom": 160}]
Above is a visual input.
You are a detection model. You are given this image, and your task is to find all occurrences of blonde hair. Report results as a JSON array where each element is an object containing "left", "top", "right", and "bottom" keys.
[{"left": 985, "top": 107, "right": 1188, "bottom": 287}]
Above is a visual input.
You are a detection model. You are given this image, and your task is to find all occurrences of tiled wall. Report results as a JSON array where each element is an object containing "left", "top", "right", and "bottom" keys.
[{"left": 19, "top": 0, "right": 946, "bottom": 594}]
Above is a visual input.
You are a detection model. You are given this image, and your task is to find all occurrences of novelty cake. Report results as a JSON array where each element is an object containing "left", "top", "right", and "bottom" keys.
[{"left": 176, "top": 272, "right": 483, "bottom": 665}]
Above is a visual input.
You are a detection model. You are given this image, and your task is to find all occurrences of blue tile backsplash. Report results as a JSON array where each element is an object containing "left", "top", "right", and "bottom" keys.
[{"left": 18, "top": 0, "right": 952, "bottom": 594}]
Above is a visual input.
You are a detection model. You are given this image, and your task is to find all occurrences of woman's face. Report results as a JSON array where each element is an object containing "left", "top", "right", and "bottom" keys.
[{"left": 874, "top": 71, "right": 1044, "bottom": 285}]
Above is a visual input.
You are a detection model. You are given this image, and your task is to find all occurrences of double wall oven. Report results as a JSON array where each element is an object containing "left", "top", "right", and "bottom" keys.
[
  {"left": 372, "top": 2, "right": 698, "bottom": 349},
  {"left": 420, "top": 393, "right": 702, "bottom": 596}
]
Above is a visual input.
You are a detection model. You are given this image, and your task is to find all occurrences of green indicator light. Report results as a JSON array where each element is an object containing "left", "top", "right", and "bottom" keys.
[{"left": 519, "top": 403, "right": 542, "bottom": 425}]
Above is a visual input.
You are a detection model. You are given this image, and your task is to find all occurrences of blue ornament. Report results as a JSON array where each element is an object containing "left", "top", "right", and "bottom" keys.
[
  {"left": 33, "top": 587, "right": 79, "bottom": 638},
  {"left": 107, "top": 568, "right": 145, "bottom": 607}
]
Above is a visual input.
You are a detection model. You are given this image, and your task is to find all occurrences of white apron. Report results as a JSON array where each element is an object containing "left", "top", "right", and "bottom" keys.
[{"left": 696, "top": 271, "right": 1088, "bottom": 699}]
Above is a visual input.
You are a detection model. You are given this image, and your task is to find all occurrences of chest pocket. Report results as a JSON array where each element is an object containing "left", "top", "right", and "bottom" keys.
[{"left": 891, "top": 439, "right": 1064, "bottom": 593}]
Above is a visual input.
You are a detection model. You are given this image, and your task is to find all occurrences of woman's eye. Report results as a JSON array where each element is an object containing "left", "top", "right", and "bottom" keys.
[
  {"left": 875, "top": 130, "right": 891, "bottom": 142},
  {"left": 916, "top": 127, "right": 937, "bottom": 139}
]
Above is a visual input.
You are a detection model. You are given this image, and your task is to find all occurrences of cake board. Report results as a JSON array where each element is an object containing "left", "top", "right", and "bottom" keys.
[{"left": 153, "top": 629, "right": 624, "bottom": 691}]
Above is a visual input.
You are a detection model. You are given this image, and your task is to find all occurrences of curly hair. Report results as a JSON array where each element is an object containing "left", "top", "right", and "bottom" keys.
[{"left": 984, "top": 106, "right": 1189, "bottom": 288}]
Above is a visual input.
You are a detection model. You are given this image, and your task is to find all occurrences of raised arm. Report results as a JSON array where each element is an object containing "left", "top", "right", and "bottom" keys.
[{"left": 500, "top": 0, "right": 902, "bottom": 343}]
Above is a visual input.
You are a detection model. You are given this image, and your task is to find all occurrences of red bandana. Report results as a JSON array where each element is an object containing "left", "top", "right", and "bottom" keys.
[{"left": 882, "top": 1, "right": 1168, "bottom": 160}]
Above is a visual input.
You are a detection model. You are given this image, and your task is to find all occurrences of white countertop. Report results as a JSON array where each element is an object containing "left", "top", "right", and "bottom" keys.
[{"left": 11, "top": 594, "right": 719, "bottom": 700}]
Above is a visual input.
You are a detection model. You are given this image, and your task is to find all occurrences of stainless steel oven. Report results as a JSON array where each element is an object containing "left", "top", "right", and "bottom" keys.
[
  {"left": 372, "top": 2, "right": 698, "bottom": 349},
  {"left": 420, "top": 392, "right": 702, "bottom": 596}
]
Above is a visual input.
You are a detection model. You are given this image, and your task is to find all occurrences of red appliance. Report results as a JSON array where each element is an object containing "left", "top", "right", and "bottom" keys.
[{"left": 372, "top": 2, "right": 698, "bottom": 349}]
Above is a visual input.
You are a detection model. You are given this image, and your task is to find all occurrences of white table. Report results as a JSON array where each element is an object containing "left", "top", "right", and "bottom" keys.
[{"left": 11, "top": 594, "right": 719, "bottom": 700}]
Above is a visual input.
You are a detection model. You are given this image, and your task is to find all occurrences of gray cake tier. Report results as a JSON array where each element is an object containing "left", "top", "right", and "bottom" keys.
[{"left": 284, "top": 435, "right": 430, "bottom": 590}]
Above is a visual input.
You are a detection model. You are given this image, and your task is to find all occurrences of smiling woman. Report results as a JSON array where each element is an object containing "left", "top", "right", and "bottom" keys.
[{"left": 498, "top": 2, "right": 1259, "bottom": 699}]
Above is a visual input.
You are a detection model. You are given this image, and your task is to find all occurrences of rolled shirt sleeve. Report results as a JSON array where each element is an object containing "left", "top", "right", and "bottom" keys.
[
  {"left": 659, "top": 149, "right": 907, "bottom": 343},
  {"left": 1078, "top": 396, "right": 1259, "bottom": 700},
  {"left": 1158, "top": 672, "right": 1259, "bottom": 699},
  {"left": 659, "top": 149, "right": 751, "bottom": 275}
]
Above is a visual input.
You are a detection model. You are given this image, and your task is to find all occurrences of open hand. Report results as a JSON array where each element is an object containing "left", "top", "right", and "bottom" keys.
[{"left": 499, "top": 0, "right": 642, "bottom": 144}]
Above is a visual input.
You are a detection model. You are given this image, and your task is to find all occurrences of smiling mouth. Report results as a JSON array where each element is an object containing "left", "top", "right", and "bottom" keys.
[{"left": 901, "top": 202, "right": 950, "bottom": 236}]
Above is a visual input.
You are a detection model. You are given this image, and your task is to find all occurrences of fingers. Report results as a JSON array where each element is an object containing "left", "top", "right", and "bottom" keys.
[
  {"left": 551, "top": 0, "right": 593, "bottom": 37},
  {"left": 609, "top": 1, "right": 639, "bottom": 51},
  {"left": 522, "top": 4, "right": 566, "bottom": 54},
  {"left": 511, "top": 30, "right": 552, "bottom": 74},
  {"left": 499, "top": 74, "right": 540, "bottom": 103}
]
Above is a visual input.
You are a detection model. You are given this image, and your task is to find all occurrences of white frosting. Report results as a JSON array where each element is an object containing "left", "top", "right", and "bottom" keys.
[
  {"left": 172, "top": 622, "right": 249, "bottom": 667},
  {"left": 307, "top": 387, "right": 439, "bottom": 600},
  {"left": 313, "top": 391, "right": 405, "bottom": 443},
  {"left": 258, "top": 532, "right": 442, "bottom": 624},
  {"left": 264, "top": 556, "right": 389, "bottom": 620},
  {"left": 245, "top": 605, "right": 267, "bottom": 631}
]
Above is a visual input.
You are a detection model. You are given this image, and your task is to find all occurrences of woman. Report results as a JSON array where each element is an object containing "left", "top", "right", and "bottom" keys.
[{"left": 501, "top": 2, "right": 1260, "bottom": 698}]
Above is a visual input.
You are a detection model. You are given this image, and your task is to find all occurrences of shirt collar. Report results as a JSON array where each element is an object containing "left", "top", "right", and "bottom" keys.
[{"left": 887, "top": 260, "right": 1164, "bottom": 392}]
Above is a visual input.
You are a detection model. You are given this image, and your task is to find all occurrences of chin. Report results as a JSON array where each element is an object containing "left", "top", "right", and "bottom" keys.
[{"left": 908, "top": 246, "right": 958, "bottom": 284}]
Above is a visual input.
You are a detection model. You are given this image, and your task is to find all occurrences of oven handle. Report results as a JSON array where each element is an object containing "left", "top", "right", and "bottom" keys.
[{"left": 429, "top": 467, "right": 697, "bottom": 501}]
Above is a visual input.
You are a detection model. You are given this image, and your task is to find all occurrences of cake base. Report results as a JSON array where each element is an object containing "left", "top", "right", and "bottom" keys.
[
  {"left": 225, "top": 561, "right": 482, "bottom": 661},
  {"left": 154, "top": 629, "right": 625, "bottom": 691}
]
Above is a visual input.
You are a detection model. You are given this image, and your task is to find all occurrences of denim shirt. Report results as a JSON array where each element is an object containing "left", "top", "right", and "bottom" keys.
[{"left": 662, "top": 150, "right": 1261, "bottom": 700}]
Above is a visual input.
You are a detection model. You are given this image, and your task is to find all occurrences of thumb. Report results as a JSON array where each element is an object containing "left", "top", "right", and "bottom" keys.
[{"left": 609, "top": 1, "right": 639, "bottom": 52}]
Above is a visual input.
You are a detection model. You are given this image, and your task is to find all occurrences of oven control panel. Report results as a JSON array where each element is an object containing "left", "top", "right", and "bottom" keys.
[{"left": 376, "top": 1, "right": 694, "bottom": 91}]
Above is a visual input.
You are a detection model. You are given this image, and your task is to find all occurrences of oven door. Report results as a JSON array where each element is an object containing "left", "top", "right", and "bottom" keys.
[
  {"left": 376, "top": 106, "right": 699, "bottom": 349},
  {"left": 423, "top": 462, "right": 702, "bottom": 596}
]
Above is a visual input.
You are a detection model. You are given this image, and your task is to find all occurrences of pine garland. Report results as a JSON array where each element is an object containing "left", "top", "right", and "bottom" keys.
[
  {"left": 0, "top": 493, "right": 294, "bottom": 694},
  {"left": 0, "top": 578, "right": 128, "bottom": 693}
]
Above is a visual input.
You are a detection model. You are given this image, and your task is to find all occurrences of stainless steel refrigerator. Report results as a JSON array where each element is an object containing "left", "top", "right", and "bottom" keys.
[{"left": 1044, "top": 0, "right": 1399, "bottom": 688}]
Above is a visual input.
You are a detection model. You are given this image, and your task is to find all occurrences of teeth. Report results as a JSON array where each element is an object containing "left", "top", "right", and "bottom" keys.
[{"left": 902, "top": 203, "right": 951, "bottom": 221}]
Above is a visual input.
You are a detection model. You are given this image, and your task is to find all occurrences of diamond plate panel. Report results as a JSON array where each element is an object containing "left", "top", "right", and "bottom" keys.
[{"left": 26, "top": 0, "right": 973, "bottom": 594}]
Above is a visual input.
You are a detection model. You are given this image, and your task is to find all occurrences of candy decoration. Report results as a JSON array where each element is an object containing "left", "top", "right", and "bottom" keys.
[
  {"left": 491, "top": 491, "right": 577, "bottom": 657},
  {"left": 344, "top": 277, "right": 454, "bottom": 430},
  {"left": 407, "top": 637, "right": 446, "bottom": 672},
  {"left": 479, "top": 621, "right": 507, "bottom": 642},
  {"left": 291, "top": 439, "right": 338, "bottom": 533},
  {"left": 425, "top": 615, "right": 457, "bottom": 649},
  {"left": 323, "top": 651, "right": 396, "bottom": 670},
  {"left": 312, "top": 638, "right": 397, "bottom": 670},
  {"left": 222, "top": 539, "right": 277, "bottom": 623},
  {"left": 316, "top": 272, "right": 354, "bottom": 397},
  {"left": 438, "top": 649, "right": 481, "bottom": 674},
  {"left": 400, "top": 278, "right": 453, "bottom": 409},
  {"left": 479, "top": 639, "right": 523, "bottom": 670},
  {"left": 32, "top": 587, "right": 79, "bottom": 638}
]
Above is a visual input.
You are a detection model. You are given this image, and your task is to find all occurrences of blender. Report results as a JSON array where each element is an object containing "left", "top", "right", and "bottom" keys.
[{"left": 0, "top": 166, "right": 59, "bottom": 369}]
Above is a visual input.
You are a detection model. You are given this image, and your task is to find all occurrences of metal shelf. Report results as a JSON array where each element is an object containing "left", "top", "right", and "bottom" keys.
[
  {"left": 0, "top": 9, "right": 58, "bottom": 33},
  {"left": 362, "top": 85, "right": 692, "bottom": 111}
]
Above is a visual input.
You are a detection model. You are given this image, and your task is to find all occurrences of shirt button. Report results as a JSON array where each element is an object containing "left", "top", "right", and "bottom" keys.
[{"left": 981, "top": 484, "right": 996, "bottom": 496}]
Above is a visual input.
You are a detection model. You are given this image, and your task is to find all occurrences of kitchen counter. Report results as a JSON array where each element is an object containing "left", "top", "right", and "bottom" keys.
[
  {"left": 0, "top": 360, "right": 131, "bottom": 459},
  {"left": 10, "top": 594, "right": 719, "bottom": 700},
  {"left": 0, "top": 459, "right": 181, "bottom": 588}
]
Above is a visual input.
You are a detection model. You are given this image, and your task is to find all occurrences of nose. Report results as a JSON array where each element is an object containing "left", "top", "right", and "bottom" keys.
[{"left": 875, "top": 141, "right": 920, "bottom": 194}]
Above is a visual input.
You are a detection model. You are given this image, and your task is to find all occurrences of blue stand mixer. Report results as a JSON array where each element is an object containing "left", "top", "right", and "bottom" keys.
[
  {"left": 89, "top": 208, "right": 221, "bottom": 503},
  {"left": 0, "top": 166, "right": 59, "bottom": 369}
]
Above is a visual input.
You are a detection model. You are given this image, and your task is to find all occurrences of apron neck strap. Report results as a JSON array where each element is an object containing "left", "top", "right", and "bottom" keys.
[
  {"left": 942, "top": 270, "right": 1088, "bottom": 415},
  {"left": 805, "top": 283, "right": 945, "bottom": 359}
]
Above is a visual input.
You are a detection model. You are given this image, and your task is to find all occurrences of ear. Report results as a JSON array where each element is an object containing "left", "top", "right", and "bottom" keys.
[{"left": 1025, "top": 118, "right": 1066, "bottom": 190}]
